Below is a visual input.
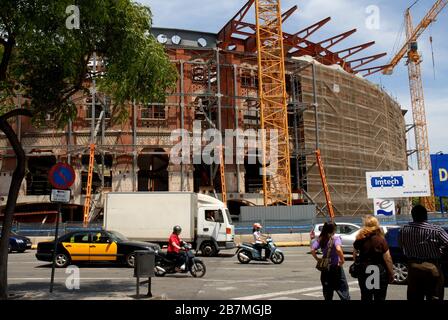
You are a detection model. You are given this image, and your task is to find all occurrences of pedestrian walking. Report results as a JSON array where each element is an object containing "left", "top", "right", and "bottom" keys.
[
  {"left": 311, "top": 222, "right": 350, "bottom": 301},
  {"left": 352, "top": 215, "right": 394, "bottom": 301},
  {"left": 399, "top": 204, "right": 448, "bottom": 300}
]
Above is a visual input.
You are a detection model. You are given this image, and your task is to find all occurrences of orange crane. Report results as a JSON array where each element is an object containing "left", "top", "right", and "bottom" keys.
[
  {"left": 255, "top": 0, "right": 292, "bottom": 206},
  {"left": 316, "top": 149, "right": 335, "bottom": 221},
  {"left": 83, "top": 143, "right": 95, "bottom": 226},
  {"left": 383, "top": 0, "right": 447, "bottom": 211},
  {"left": 219, "top": 146, "right": 227, "bottom": 205},
  {"left": 83, "top": 110, "right": 105, "bottom": 226}
]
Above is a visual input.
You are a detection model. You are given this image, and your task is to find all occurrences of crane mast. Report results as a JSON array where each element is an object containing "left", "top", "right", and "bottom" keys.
[
  {"left": 384, "top": 1, "right": 447, "bottom": 212},
  {"left": 255, "top": 0, "right": 292, "bottom": 206},
  {"left": 405, "top": 10, "right": 435, "bottom": 211}
]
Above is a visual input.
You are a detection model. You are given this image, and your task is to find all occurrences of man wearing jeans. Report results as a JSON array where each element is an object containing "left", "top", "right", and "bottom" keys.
[{"left": 399, "top": 205, "right": 448, "bottom": 300}]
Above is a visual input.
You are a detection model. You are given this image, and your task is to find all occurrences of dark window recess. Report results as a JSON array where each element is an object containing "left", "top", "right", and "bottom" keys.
[
  {"left": 241, "top": 73, "right": 258, "bottom": 88},
  {"left": 81, "top": 172, "right": 103, "bottom": 195},
  {"left": 244, "top": 162, "right": 263, "bottom": 193},
  {"left": 137, "top": 170, "right": 168, "bottom": 192},
  {"left": 141, "top": 105, "right": 166, "bottom": 120},
  {"left": 26, "top": 156, "right": 56, "bottom": 196},
  {"left": 85, "top": 95, "right": 111, "bottom": 119}
]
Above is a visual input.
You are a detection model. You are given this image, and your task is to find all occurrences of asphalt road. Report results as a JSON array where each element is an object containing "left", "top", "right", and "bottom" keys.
[{"left": 6, "top": 247, "right": 448, "bottom": 300}]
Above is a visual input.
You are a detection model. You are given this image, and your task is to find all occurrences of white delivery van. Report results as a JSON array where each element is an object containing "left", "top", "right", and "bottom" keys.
[{"left": 103, "top": 192, "right": 235, "bottom": 256}]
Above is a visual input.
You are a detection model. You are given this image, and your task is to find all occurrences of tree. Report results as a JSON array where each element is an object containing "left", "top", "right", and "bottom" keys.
[{"left": 0, "top": 0, "right": 177, "bottom": 299}]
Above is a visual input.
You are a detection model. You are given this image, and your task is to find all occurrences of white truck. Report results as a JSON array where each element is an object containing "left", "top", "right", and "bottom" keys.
[{"left": 103, "top": 192, "right": 235, "bottom": 256}]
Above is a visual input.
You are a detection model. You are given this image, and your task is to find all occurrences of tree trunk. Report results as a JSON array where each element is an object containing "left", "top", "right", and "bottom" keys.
[{"left": 0, "top": 109, "right": 32, "bottom": 300}]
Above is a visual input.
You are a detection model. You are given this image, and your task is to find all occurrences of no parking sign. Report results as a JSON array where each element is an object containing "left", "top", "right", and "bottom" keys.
[{"left": 48, "top": 163, "right": 76, "bottom": 190}]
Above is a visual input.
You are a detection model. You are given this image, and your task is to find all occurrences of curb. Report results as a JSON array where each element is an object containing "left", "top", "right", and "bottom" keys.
[{"left": 275, "top": 241, "right": 310, "bottom": 247}]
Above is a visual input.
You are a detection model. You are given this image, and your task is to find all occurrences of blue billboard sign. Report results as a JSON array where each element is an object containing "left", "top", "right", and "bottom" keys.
[{"left": 431, "top": 154, "right": 448, "bottom": 197}]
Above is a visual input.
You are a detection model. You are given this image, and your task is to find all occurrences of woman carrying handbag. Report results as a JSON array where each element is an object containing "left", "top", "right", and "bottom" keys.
[
  {"left": 352, "top": 215, "right": 394, "bottom": 301},
  {"left": 311, "top": 222, "right": 351, "bottom": 301}
]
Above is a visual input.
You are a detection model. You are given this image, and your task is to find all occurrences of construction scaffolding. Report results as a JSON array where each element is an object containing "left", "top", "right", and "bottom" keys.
[{"left": 0, "top": 1, "right": 409, "bottom": 219}]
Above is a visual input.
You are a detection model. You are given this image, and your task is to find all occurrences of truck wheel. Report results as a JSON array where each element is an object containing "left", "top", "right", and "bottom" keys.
[{"left": 200, "top": 242, "right": 217, "bottom": 257}]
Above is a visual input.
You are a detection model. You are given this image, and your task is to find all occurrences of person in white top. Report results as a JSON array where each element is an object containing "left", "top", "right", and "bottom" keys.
[{"left": 252, "top": 223, "right": 269, "bottom": 259}]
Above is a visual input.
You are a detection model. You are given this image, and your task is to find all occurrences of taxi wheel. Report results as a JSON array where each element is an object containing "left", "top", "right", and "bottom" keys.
[
  {"left": 55, "top": 253, "right": 70, "bottom": 268},
  {"left": 126, "top": 253, "right": 136, "bottom": 268}
]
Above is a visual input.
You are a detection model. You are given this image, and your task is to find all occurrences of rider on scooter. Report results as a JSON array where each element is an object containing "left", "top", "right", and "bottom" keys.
[
  {"left": 167, "top": 225, "right": 187, "bottom": 272},
  {"left": 252, "top": 223, "right": 270, "bottom": 260}
]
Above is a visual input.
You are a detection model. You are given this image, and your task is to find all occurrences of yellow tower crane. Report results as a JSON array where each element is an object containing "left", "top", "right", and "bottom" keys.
[
  {"left": 383, "top": 0, "right": 447, "bottom": 212},
  {"left": 255, "top": 0, "right": 292, "bottom": 206}
]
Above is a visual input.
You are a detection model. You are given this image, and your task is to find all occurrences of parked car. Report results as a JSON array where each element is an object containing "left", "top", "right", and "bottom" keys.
[
  {"left": 36, "top": 230, "right": 159, "bottom": 268},
  {"left": 0, "top": 231, "right": 32, "bottom": 253},
  {"left": 385, "top": 226, "right": 448, "bottom": 285},
  {"left": 310, "top": 222, "right": 398, "bottom": 253}
]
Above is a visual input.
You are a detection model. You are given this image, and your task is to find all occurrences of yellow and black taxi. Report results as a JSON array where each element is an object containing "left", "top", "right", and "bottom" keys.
[{"left": 36, "top": 230, "right": 159, "bottom": 268}]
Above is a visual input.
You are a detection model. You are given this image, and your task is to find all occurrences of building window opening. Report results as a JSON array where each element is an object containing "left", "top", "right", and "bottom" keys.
[
  {"left": 140, "top": 104, "right": 166, "bottom": 120},
  {"left": 137, "top": 149, "right": 169, "bottom": 191},
  {"left": 85, "top": 94, "right": 111, "bottom": 119},
  {"left": 26, "top": 156, "right": 56, "bottom": 196}
]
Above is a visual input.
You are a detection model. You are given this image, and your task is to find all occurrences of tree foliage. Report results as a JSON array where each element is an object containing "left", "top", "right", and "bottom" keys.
[
  {"left": 0, "top": 0, "right": 177, "bottom": 299},
  {"left": 1, "top": 0, "right": 177, "bottom": 124}
]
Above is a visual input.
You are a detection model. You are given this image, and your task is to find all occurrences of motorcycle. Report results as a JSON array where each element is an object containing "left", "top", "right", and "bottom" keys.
[
  {"left": 154, "top": 242, "right": 206, "bottom": 278},
  {"left": 237, "top": 237, "right": 284, "bottom": 264}
]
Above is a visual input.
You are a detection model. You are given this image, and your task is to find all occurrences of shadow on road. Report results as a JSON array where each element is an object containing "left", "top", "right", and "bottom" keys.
[
  {"left": 9, "top": 280, "right": 139, "bottom": 299},
  {"left": 35, "top": 262, "right": 131, "bottom": 269}
]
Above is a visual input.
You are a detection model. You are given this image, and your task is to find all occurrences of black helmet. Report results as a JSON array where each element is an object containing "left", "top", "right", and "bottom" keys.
[{"left": 173, "top": 225, "right": 182, "bottom": 233}]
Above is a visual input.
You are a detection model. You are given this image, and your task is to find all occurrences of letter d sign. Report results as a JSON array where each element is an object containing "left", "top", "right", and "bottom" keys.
[{"left": 440, "top": 168, "right": 448, "bottom": 182}]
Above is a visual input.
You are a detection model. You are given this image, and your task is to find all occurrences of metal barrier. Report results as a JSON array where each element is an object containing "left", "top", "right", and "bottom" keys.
[
  {"left": 12, "top": 222, "right": 103, "bottom": 237},
  {"left": 233, "top": 214, "right": 448, "bottom": 234}
]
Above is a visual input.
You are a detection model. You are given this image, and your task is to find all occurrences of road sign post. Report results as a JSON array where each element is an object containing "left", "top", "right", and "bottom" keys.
[
  {"left": 49, "top": 203, "right": 61, "bottom": 293},
  {"left": 48, "top": 163, "right": 75, "bottom": 293}
]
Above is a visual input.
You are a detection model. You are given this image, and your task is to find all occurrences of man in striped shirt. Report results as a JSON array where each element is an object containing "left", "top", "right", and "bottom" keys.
[{"left": 399, "top": 204, "right": 448, "bottom": 300}]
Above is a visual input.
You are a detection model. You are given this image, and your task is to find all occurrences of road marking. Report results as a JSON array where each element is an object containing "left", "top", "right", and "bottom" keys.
[
  {"left": 216, "top": 287, "right": 237, "bottom": 291},
  {"left": 269, "top": 297, "right": 300, "bottom": 300},
  {"left": 219, "top": 267, "right": 277, "bottom": 271},
  {"left": 232, "top": 281, "right": 358, "bottom": 300},
  {"left": 8, "top": 277, "right": 133, "bottom": 281},
  {"left": 302, "top": 286, "right": 360, "bottom": 298}
]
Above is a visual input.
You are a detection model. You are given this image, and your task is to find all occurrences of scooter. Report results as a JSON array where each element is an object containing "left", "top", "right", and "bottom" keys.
[
  {"left": 237, "top": 237, "right": 284, "bottom": 264},
  {"left": 154, "top": 242, "right": 206, "bottom": 278}
]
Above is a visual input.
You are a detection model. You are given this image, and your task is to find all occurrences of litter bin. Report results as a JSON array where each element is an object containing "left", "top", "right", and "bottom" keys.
[
  {"left": 134, "top": 250, "right": 155, "bottom": 278},
  {"left": 133, "top": 250, "right": 155, "bottom": 297}
]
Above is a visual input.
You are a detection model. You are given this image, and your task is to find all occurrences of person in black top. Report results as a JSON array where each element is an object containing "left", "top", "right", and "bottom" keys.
[
  {"left": 353, "top": 215, "right": 394, "bottom": 301},
  {"left": 399, "top": 204, "right": 448, "bottom": 300}
]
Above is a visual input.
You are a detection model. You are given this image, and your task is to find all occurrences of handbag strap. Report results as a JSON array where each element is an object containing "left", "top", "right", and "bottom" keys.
[{"left": 324, "top": 236, "right": 334, "bottom": 259}]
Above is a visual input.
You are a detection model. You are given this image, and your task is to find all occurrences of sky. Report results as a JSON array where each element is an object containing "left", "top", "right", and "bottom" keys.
[{"left": 140, "top": 0, "right": 448, "bottom": 167}]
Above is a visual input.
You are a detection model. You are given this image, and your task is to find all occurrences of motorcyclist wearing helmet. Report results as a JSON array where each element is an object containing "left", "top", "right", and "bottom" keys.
[
  {"left": 252, "top": 223, "right": 270, "bottom": 260},
  {"left": 167, "top": 225, "right": 186, "bottom": 271}
]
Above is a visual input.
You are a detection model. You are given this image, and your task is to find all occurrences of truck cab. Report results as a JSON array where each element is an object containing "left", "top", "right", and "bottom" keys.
[{"left": 196, "top": 194, "right": 235, "bottom": 256}]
